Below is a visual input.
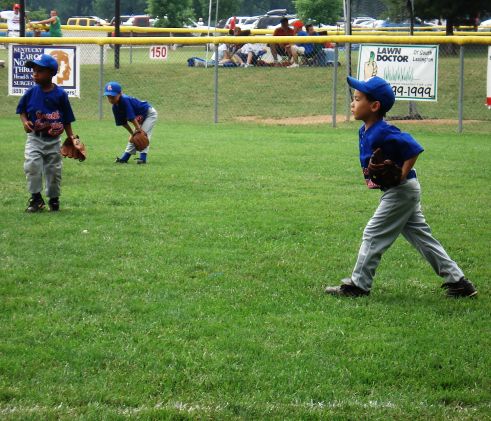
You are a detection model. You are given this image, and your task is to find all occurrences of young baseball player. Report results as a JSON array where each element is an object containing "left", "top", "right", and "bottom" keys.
[
  {"left": 17, "top": 54, "right": 76, "bottom": 212},
  {"left": 324, "top": 76, "right": 477, "bottom": 298},
  {"left": 103, "top": 81, "right": 158, "bottom": 164}
]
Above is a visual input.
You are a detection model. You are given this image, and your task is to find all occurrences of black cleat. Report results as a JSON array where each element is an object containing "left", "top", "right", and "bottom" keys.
[
  {"left": 48, "top": 197, "right": 60, "bottom": 212},
  {"left": 136, "top": 159, "right": 146, "bottom": 165},
  {"left": 115, "top": 157, "right": 128, "bottom": 164},
  {"left": 324, "top": 280, "right": 370, "bottom": 297},
  {"left": 26, "top": 196, "right": 45, "bottom": 213},
  {"left": 442, "top": 278, "right": 477, "bottom": 298}
]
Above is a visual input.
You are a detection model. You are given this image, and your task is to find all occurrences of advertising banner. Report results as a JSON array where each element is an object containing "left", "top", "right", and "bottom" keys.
[
  {"left": 357, "top": 44, "right": 438, "bottom": 101},
  {"left": 8, "top": 45, "right": 80, "bottom": 97}
]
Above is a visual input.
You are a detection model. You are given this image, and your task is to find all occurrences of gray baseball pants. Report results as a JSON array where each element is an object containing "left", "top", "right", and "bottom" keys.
[
  {"left": 350, "top": 178, "right": 465, "bottom": 291},
  {"left": 24, "top": 133, "right": 62, "bottom": 198},
  {"left": 124, "top": 107, "right": 158, "bottom": 155}
]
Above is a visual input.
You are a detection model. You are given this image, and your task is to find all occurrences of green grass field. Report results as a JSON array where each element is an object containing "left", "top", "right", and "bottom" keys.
[{"left": 0, "top": 120, "right": 490, "bottom": 419}]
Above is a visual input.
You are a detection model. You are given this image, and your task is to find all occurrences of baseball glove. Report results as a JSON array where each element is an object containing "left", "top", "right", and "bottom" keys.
[
  {"left": 130, "top": 129, "right": 149, "bottom": 151},
  {"left": 61, "top": 135, "right": 87, "bottom": 162},
  {"left": 368, "top": 148, "right": 402, "bottom": 188}
]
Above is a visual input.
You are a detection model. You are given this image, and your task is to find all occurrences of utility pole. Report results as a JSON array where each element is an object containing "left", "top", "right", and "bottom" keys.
[
  {"left": 115, "top": 0, "right": 121, "bottom": 69},
  {"left": 19, "top": 0, "right": 26, "bottom": 37}
]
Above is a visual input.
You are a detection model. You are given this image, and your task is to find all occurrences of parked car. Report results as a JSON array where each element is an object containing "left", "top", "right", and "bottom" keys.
[
  {"left": 352, "top": 17, "right": 376, "bottom": 27},
  {"left": 478, "top": 18, "right": 491, "bottom": 32},
  {"left": 254, "top": 10, "right": 297, "bottom": 30},
  {"left": 184, "top": 18, "right": 215, "bottom": 36},
  {"left": 239, "top": 16, "right": 260, "bottom": 31},
  {"left": 66, "top": 16, "right": 108, "bottom": 26},
  {"left": 109, "top": 15, "right": 156, "bottom": 27},
  {"left": 374, "top": 18, "right": 433, "bottom": 29},
  {"left": 220, "top": 16, "right": 253, "bottom": 29}
]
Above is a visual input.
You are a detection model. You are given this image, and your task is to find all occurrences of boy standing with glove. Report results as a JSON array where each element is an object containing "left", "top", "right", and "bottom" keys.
[
  {"left": 103, "top": 81, "right": 158, "bottom": 165},
  {"left": 17, "top": 54, "right": 76, "bottom": 212},
  {"left": 324, "top": 76, "right": 477, "bottom": 298}
]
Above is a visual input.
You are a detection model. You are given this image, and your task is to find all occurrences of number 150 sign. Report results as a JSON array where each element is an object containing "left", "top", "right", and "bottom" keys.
[{"left": 149, "top": 46, "right": 168, "bottom": 60}]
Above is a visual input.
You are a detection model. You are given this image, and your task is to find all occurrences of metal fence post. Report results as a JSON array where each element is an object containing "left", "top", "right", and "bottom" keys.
[
  {"left": 345, "top": 44, "right": 351, "bottom": 122},
  {"left": 458, "top": 45, "right": 464, "bottom": 133},
  {"left": 129, "top": 31, "right": 133, "bottom": 65},
  {"left": 214, "top": 42, "right": 219, "bottom": 124},
  {"left": 332, "top": 44, "right": 338, "bottom": 128},
  {"left": 99, "top": 45, "right": 104, "bottom": 120}
]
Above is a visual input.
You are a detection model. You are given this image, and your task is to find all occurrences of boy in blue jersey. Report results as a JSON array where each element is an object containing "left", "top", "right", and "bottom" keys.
[
  {"left": 103, "top": 81, "right": 158, "bottom": 164},
  {"left": 17, "top": 54, "right": 76, "bottom": 212},
  {"left": 325, "top": 76, "right": 477, "bottom": 298}
]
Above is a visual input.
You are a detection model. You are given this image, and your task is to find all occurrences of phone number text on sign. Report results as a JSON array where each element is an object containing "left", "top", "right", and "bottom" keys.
[
  {"left": 149, "top": 46, "right": 168, "bottom": 60},
  {"left": 392, "top": 85, "right": 433, "bottom": 98}
]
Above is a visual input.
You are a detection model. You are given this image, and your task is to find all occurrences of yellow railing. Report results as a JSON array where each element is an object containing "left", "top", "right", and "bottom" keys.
[{"left": 2, "top": 34, "right": 491, "bottom": 45}]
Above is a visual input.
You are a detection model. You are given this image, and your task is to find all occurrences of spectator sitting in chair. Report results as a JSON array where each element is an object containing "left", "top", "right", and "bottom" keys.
[
  {"left": 236, "top": 42, "right": 267, "bottom": 67},
  {"left": 289, "top": 22, "right": 318, "bottom": 67},
  {"left": 269, "top": 17, "right": 294, "bottom": 64}
]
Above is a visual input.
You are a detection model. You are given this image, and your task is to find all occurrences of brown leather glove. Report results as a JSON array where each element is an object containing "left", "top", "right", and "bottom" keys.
[
  {"left": 368, "top": 148, "right": 402, "bottom": 188},
  {"left": 60, "top": 135, "right": 87, "bottom": 162},
  {"left": 130, "top": 129, "right": 149, "bottom": 151}
]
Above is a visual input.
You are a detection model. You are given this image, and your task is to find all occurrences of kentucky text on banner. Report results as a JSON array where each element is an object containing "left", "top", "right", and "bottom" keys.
[{"left": 8, "top": 45, "right": 80, "bottom": 97}]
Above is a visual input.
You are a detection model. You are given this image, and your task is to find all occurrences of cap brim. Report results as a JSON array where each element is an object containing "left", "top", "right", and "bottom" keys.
[
  {"left": 25, "top": 60, "right": 42, "bottom": 68},
  {"left": 104, "top": 91, "right": 119, "bottom": 96},
  {"left": 347, "top": 76, "right": 369, "bottom": 94}
]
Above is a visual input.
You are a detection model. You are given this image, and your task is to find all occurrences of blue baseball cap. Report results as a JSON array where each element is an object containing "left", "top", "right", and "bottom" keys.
[
  {"left": 104, "top": 81, "right": 122, "bottom": 96},
  {"left": 347, "top": 76, "right": 395, "bottom": 112},
  {"left": 25, "top": 54, "right": 58, "bottom": 73}
]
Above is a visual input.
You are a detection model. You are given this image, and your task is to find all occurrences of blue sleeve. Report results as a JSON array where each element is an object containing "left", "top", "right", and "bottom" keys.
[
  {"left": 60, "top": 91, "right": 76, "bottom": 124},
  {"left": 123, "top": 96, "right": 136, "bottom": 121},
  {"left": 385, "top": 132, "right": 424, "bottom": 162},
  {"left": 16, "top": 90, "right": 30, "bottom": 114}
]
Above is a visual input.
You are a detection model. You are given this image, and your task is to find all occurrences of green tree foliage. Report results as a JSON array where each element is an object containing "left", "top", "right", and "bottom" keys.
[
  {"left": 149, "top": 0, "right": 194, "bottom": 27},
  {"left": 382, "top": 0, "right": 490, "bottom": 34},
  {"left": 294, "top": 0, "right": 343, "bottom": 24},
  {"left": 93, "top": 0, "right": 149, "bottom": 20},
  {"left": 28, "top": 8, "right": 48, "bottom": 20},
  {"left": 191, "top": 0, "right": 240, "bottom": 21}
]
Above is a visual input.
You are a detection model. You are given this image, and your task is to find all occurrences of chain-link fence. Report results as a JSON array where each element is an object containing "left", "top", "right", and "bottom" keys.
[{"left": 1, "top": 29, "right": 490, "bottom": 132}]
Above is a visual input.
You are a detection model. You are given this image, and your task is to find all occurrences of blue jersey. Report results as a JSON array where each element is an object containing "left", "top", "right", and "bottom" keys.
[
  {"left": 359, "top": 119, "right": 424, "bottom": 189},
  {"left": 112, "top": 94, "right": 150, "bottom": 126},
  {"left": 296, "top": 30, "right": 315, "bottom": 55},
  {"left": 16, "top": 84, "right": 75, "bottom": 138}
]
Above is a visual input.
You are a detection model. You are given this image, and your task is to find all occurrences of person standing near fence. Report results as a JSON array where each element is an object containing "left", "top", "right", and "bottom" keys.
[
  {"left": 0, "top": 3, "right": 20, "bottom": 37},
  {"left": 32, "top": 10, "right": 62, "bottom": 37},
  {"left": 104, "top": 81, "right": 158, "bottom": 165},
  {"left": 324, "top": 76, "right": 478, "bottom": 298}
]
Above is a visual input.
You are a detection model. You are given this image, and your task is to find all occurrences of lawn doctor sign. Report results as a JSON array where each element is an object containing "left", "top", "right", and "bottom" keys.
[
  {"left": 8, "top": 45, "right": 80, "bottom": 97},
  {"left": 357, "top": 44, "right": 438, "bottom": 101}
]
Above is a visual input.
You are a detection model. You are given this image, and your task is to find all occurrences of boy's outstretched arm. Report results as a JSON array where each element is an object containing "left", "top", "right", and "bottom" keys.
[
  {"left": 64, "top": 123, "right": 75, "bottom": 139},
  {"left": 122, "top": 122, "right": 134, "bottom": 136},
  {"left": 129, "top": 118, "right": 142, "bottom": 132}
]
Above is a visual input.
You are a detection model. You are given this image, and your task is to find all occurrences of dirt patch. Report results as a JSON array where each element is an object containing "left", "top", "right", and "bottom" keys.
[{"left": 235, "top": 115, "right": 483, "bottom": 126}]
